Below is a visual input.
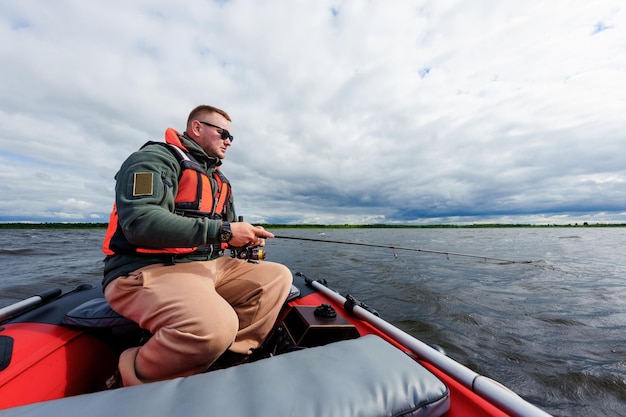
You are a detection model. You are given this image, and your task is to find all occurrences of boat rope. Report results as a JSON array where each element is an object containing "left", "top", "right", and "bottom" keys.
[{"left": 273, "top": 235, "right": 538, "bottom": 266}]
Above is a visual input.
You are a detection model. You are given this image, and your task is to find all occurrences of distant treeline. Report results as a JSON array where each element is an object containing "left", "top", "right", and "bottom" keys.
[
  {"left": 0, "top": 222, "right": 109, "bottom": 230},
  {"left": 265, "top": 223, "right": 626, "bottom": 228},
  {"left": 1, "top": 222, "right": 625, "bottom": 230}
]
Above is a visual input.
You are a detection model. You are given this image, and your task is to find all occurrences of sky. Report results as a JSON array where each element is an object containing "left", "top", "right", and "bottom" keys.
[{"left": 1, "top": 1, "right": 625, "bottom": 225}]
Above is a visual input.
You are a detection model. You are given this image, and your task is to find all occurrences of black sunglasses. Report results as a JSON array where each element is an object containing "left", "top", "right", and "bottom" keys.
[{"left": 198, "top": 121, "right": 234, "bottom": 142}]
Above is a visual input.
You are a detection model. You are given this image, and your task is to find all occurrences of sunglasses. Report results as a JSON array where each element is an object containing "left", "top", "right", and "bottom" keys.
[{"left": 198, "top": 121, "right": 234, "bottom": 142}]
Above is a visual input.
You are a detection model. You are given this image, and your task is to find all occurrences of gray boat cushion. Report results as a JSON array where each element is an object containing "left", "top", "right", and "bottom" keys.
[
  {"left": 2, "top": 335, "right": 450, "bottom": 417},
  {"left": 62, "top": 297, "right": 136, "bottom": 329},
  {"left": 62, "top": 284, "right": 301, "bottom": 330}
]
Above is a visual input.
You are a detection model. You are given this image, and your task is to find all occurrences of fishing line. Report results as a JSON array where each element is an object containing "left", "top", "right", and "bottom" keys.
[{"left": 273, "top": 235, "right": 540, "bottom": 266}]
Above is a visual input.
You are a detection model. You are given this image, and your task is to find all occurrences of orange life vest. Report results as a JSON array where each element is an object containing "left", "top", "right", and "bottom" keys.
[{"left": 102, "top": 129, "right": 231, "bottom": 256}]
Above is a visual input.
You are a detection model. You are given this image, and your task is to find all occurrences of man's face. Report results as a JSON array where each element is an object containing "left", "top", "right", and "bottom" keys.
[{"left": 192, "top": 113, "right": 232, "bottom": 159}]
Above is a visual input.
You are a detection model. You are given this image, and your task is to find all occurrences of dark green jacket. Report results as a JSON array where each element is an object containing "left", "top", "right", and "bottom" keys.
[{"left": 102, "top": 131, "right": 236, "bottom": 288}]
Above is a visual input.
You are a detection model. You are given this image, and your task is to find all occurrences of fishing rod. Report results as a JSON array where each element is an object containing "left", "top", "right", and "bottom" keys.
[{"left": 273, "top": 235, "right": 534, "bottom": 265}]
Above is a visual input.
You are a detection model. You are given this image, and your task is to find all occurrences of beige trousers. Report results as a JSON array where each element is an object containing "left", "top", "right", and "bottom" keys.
[{"left": 104, "top": 256, "right": 292, "bottom": 386}]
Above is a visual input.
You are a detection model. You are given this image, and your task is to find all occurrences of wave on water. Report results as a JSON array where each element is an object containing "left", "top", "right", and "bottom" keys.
[
  {"left": 534, "top": 368, "right": 626, "bottom": 415},
  {"left": 533, "top": 315, "right": 587, "bottom": 326},
  {"left": 0, "top": 248, "right": 35, "bottom": 255}
]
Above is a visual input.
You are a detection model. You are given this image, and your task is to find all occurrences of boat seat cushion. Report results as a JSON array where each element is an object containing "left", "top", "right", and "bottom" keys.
[
  {"left": 62, "top": 297, "right": 136, "bottom": 329},
  {"left": 61, "top": 284, "right": 301, "bottom": 331},
  {"left": 4, "top": 335, "right": 449, "bottom": 417}
]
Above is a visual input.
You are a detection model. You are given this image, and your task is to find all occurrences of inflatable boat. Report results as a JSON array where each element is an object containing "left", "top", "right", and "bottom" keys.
[{"left": 0, "top": 271, "right": 551, "bottom": 416}]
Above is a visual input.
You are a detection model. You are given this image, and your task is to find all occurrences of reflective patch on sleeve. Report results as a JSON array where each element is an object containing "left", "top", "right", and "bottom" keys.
[{"left": 133, "top": 172, "right": 154, "bottom": 196}]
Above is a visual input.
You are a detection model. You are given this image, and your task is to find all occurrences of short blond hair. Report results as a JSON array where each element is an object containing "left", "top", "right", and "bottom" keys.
[{"left": 187, "top": 105, "right": 231, "bottom": 126}]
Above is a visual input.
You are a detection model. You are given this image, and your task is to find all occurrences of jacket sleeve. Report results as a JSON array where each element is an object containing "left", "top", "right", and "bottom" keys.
[{"left": 113, "top": 145, "right": 222, "bottom": 249}]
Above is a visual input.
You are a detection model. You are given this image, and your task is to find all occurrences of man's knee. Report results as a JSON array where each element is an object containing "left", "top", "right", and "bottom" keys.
[
  {"left": 266, "top": 262, "right": 292, "bottom": 284},
  {"left": 275, "top": 263, "right": 294, "bottom": 294}
]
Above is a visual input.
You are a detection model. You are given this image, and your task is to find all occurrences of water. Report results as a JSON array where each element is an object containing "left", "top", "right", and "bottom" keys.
[{"left": 1, "top": 227, "right": 625, "bottom": 416}]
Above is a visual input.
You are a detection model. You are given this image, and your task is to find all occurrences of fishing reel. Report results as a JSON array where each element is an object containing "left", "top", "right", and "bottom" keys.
[
  {"left": 230, "top": 246, "right": 265, "bottom": 262},
  {"left": 230, "top": 216, "right": 266, "bottom": 262}
]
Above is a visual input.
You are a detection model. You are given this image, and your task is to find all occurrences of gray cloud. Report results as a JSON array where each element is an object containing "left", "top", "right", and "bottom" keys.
[{"left": 1, "top": 1, "right": 625, "bottom": 225}]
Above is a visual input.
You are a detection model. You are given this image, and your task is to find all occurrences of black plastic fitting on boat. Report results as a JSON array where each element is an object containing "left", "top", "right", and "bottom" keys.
[
  {"left": 297, "top": 272, "right": 327, "bottom": 288},
  {"left": 314, "top": 303, "right": 337, "bottom": 319},
  {"left": 35, "top": 288, "right": 63, "bottom": 302},
  {"left": 344, "top": 294, "right": 379, "bottom": 317}
]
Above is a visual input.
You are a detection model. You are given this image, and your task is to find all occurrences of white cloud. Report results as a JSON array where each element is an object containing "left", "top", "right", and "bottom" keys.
[{"left": 1, "top": 0, "right": 625, "bottom": 225}]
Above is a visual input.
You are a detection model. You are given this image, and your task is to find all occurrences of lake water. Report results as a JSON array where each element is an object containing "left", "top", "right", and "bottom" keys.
[{"left": 1, "top": 227, "right": 625, "bottom": 416}]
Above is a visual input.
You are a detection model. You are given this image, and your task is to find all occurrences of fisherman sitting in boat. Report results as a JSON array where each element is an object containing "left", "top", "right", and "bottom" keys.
[{"left": 101, "top": 104, "right": 292, "bottom": 387}]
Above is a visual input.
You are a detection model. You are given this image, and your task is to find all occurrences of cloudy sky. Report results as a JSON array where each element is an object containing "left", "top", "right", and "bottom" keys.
[{"left": 1, "top": 1, "right": 624, "bottom": 225}]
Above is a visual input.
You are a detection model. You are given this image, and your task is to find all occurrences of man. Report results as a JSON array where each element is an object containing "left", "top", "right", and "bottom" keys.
[{"left": 102, "top": 105, "right": 292, "bottom": 386}]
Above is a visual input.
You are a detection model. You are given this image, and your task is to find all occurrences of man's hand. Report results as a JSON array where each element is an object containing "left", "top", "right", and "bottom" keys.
[{"left": 229, "top": 222, "right": 274, "bottom": 248}]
